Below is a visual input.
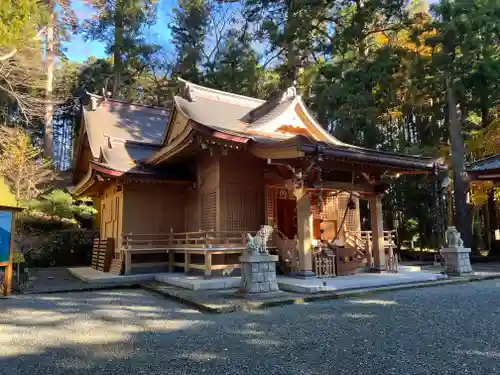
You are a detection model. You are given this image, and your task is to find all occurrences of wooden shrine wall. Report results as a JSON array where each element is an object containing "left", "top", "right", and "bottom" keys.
[
  {"left": 122, "top": 182, "right": 187, "bottom": 235},
  {"left": 218, "top": 152, "right": 265, "bottom": 232},
  {"left": 197, "top": 155, "right": 219, "bottom": 231}
]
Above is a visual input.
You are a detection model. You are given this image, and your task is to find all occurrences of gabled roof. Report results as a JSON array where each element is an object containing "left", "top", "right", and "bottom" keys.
[
  {"left": 100, "top": 140, "right": 161, "bottom": 173},
  {"left": 149, "top": 79, "right": 442, "bottom": 173},
  {"left": 82, "top": 95, "right": 170, "bottom": 159},
  {"left": 166, "top": 79, "right": 348, "bottom": 146},
  {"left": 75, "top": 93, "right": 171, "bottom": 176}
]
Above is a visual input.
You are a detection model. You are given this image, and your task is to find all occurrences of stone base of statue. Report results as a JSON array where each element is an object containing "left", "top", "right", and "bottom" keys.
[
  {"left": 239, "top": 254, "right": 280, "bottom": 294},
  {"left": 441, "top": 247, "right": 473, "bottom": 276},
  {"left": 441, "top": 226, "right": 473, "bottom": 276}
]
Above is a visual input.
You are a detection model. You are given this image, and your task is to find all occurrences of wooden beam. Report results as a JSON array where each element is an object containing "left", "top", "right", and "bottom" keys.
[{"left": 315, "top": 181, "right": 375, "bottom": 193}]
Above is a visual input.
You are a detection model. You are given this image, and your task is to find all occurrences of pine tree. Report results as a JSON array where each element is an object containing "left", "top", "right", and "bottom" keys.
[
  {"left": 84, "top": 0, "right": 159, "bottom": 97},
  {"left": 170, "top": 0, "right": 209, "bottom": 83}
]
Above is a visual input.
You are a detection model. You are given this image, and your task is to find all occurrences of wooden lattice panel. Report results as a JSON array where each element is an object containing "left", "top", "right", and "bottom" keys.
[
  {"left": 338, "top": 193, "right": 361, "bottom": 232},
  {"left": 202, "top": 192, "right": 217, "bottom": 230},
  {"left": 226, "top": 186, "right": 242, "bottom": 232},
  {"left": 226, "top": 185, "right": 262, "bottom": 232},
  {"left": 266, "top": 186, "right": 274, "bottom": 224}
]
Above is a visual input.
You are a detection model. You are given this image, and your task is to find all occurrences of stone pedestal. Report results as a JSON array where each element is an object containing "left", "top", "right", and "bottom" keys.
[
  {"left": 239, "top": 254, "right": 279, "bottom": 294},
  {"left": 441, "top": 247, "right": 473, "bottom": 276}
]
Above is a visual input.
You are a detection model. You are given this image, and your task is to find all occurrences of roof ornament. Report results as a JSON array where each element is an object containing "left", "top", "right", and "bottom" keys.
[
  {"left": 286, "top": 81, "right": 298, "bottom": 99},
  {"left": 178, "top": 77, "right": 196, "bottom": 102}
]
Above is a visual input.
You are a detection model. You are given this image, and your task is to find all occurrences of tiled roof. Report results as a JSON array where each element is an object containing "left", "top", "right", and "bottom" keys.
[
  {"left": 81, "top": 95, "right": 170, "bottom": 173},
  {"left": 467, "top": 154, "right": 500, "bottom": 171},
  {"left": 173, "top": 80, "right": 344, "bottom": 144},
  {"left": 174, "top": 95, "right": 257, "bottom": 137},
  {"left": 100, "top": 142, "right": 160, "bottom": 173}
]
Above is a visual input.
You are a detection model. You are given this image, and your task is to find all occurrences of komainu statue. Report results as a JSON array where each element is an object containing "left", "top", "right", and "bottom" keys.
[
  {"left": 446, "top": 226, "right": 464, "bottom": 248},
  {"left": 246, "top": 225, "right": 274, "bottom": 255}
]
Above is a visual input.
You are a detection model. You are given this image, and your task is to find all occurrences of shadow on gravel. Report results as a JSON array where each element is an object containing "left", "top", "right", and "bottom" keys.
[{"left": 1, "top": 284, "right": 500, "bottom": 375}]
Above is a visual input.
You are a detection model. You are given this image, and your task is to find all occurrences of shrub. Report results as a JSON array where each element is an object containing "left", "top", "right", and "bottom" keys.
[{"left": 21, "top": 228, "right": 97, "bottom": 267}]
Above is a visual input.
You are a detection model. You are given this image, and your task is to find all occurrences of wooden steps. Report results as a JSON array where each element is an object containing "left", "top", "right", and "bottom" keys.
[
  {"left": 109, "top": 258, "right": 122, "bottom": 275},
  {"left": 91, "top": 237, "right": 115, "bottom": 272}
]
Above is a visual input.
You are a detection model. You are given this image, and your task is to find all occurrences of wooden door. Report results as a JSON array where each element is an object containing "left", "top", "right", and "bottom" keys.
[
  {"left": 322, "top": 220, "right": 338, "bottom": 241},
  {"left": 277, "top": 198, "right": 297, "bottom": 239}
]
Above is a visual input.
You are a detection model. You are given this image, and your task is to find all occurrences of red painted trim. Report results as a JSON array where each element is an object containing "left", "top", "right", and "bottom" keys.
[
  {"left": 89, "top": 161, "right": 124, "bottom": 177},
  {"left": 211, "top": 131, "right": 249, "bottom": 143},
  {"left": 191, "top": 122, "right": 249, "bottom": 143}
]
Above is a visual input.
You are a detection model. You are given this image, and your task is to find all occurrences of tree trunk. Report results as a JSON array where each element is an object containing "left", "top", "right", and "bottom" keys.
[
  {"left": 112, "top": 4, "right": 124, "bottom": 98},
  {"left": 285, "top": 0, "right": 296, "bottom": 88},
  {"left": 446, "top": 77, "right": 472, "bottom": 248},
  {"left": 44, "top": 0, "right": 54, "bottom": 159}
]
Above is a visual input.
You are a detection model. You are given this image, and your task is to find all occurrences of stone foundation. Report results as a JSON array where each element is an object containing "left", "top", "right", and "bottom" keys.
[
  {"left": 441, "top": 247, "right": 473, "bottom": 276},
  {"left": 239, "top": 254, "right": 279, "bottom": 294}
]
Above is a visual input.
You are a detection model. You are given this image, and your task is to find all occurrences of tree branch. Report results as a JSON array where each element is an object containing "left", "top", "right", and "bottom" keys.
[{"left": 0, "top": 27, "right": 46, "bottom": 62}]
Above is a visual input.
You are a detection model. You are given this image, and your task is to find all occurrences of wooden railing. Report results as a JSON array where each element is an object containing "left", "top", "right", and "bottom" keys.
[
  {"left": 344, "top": 229, "right": 371, "bottom": 267},
  {"left": 120, "top": 230, "right": 260, "bottom": 276},
  {"left": 385, "top": 253, "right": 399, "bottom": 273},
  {"left": 122, "top": 230, "right": 252, "bottom": 251},
  {"left": 344, "top": 229, "right": 397, "bottom": 271},
  {"left": 314, "top": 252, "right": 336, "bottom": 277},
  {"left": 354, "top": 230, "right": 396, "bottom": 251}
]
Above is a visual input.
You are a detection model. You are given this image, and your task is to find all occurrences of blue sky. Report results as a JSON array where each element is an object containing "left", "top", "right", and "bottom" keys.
[{"left": 65, "top": 0, "right": 175, "bottom": 62}]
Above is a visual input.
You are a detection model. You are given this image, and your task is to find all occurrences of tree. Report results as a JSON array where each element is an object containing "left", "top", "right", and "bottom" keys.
[
  {"left": 83, "top": 0, "right": 159, "bottom": 97},
  {"left": 0, "top": 0, "right": 46, "bottom": 59},
  {"left": 203, "top": 27, "right": 265, "bottom": 97},
  {"left": 0, "top": 0, "right": 47, "bottom": 123},
  {"left": 170, "top": 0, "right": 210, "bottom": 83},
  {"left": 0, "top": 126, "right": 53, "bottom": 202}
]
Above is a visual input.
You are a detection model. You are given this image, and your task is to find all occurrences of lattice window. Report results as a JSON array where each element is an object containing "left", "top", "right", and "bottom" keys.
[
  {"left": 226, "top": 187, "right": 242, "bottom": 232},
  {"left": 266, "top": 186, "right": 274, "bottom": 223},
  {"left": 338, "top": 193, "right": 360, "bottom": 232},
  {"left": 201, "top": 192, "right": 217, "bottom": 230},
  {"left": 226, "top": 185, "right": 262, "bottom": 232}
]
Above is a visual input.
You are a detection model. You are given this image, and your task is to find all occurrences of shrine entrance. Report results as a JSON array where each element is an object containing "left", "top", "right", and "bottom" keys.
[{"left": 276, "top": 195, "right": 297, "bottom": 239}]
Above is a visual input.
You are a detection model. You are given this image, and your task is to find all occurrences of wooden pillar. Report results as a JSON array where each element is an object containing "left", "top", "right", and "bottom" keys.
[
  {"left": 204, "top": 250, "right": 212, "bottom": 279},
  {"left": 370, "top": 195, "right": 386, "bottom": 272},
  {"left": 124, "top": 251, "right": 132, "bottom": 275},
  {"left": 294, "top": 188, "right": 315, "bottom": 278}
]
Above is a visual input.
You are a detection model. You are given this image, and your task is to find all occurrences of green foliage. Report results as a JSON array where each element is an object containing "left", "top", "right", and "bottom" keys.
[
  {"left": 8, "top": 0, "right": 500, "bottom": 250},
  {"left": 0, "top": 0, "right": 45, "bottom": 51},
  {"left": 83, "top": 0, "right": 160, "bottom": 96},
  {"left": 26, "top": 189, "right": 97, "bottom": 224},
  {"left": 203, "top": 28, "right": 265, "bottom": 97},
  {"left": 171, "top": 0, "right": 209, "bottom": 83},
  {"left": 0, "top": 126, "right": 54, "bottom": 201},
  {"left": 19, "top": 227, "right": 96, "bottom": 267}
]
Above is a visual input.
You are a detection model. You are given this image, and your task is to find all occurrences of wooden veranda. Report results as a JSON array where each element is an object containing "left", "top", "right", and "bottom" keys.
[{"left": 107, "top": 227, "right": 397, "bottom": 278}]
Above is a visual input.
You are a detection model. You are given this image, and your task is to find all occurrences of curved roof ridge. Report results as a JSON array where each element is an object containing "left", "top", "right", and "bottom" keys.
[
  {"left": 178, "top": 78, "right": 265, "bottom": 107},
  {"left": 86, "top": 91, "right": 172, "bottom": 112}
]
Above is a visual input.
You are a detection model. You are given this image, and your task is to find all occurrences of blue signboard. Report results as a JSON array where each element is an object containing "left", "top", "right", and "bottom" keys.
[{"left": 0, "top": 211, "right": 12, "bottom": 263}]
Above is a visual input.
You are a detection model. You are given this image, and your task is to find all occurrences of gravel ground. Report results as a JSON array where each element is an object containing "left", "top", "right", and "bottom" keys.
[{"left": 2, "top": 281, "right": 500, "bottom": 375}]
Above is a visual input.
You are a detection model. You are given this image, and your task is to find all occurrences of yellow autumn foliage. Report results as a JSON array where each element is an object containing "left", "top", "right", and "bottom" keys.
[{"left": 469, "top": 181, "right": 494, "bottom": 206}]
